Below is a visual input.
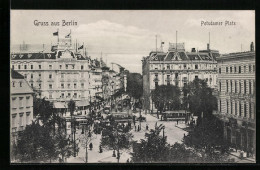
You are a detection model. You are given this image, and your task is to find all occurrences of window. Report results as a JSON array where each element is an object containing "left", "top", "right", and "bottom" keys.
[
  {"left": 24, "top": 65, "right": 27, "bottom": 69},
  {"left": 18, "top": 65, "right": 21, "bottom": 69},
  {"left": 61, "top": 83, "right": 64, "bottom": 89},
  {"left": 20, "top": 82, "right": 22, "bottom": 87},
  {"left": 155, "top": 82, "right": 158, "bottom": 88},
  {"left": 26, "top": 112, "right": 30, "bottom": 125},
  {"left": 74, "top": 93, "right": 77, "bottom": 98},
  {"left": 184, "top": 64, "right": 187, "bottom": 69},
  {"left": 167, "top": 75, "right": 170, "bottom": 85},
  {"left": 49, "top": 93, "right": 52, "bottom": 99},
  {"left": 235, "top": 81, "right": 237, "bottom": 93},
  {"left": 239, "top": 82, "right": 242, "bottom": 93},
  {"left": 19, "top": 113, "right": 23, "bottom": 127},
  {"left": 74, "top": 83, "right": 77, "bottom": 88},
  {"left": 195, "top": 75, "right": 198, "bottom": 79},
  {"left": 249, "top": 81, "right": 252, "bottom": 94},
  {"left": 31, "top": 65, "right": 33, "bottom": 69},
  {"left": 219, "top": 82, "right": 221, "bottom": 91},
  {"left": 244, "top": 80, "right": 246, "bottom": 94},
  {"left": 49, "top": 74, "right": 52, "bottom": 79},
  {"left": 81, "top": 65, "right": 84, "bottom": 70},
  {"left": 235, "top": 102, "right": 237, "bottom": 115},
  {"left": 39, "top": 73, "right": 41, "bottom": 78},
  {"left": 239, "top": 66, "right": 241, "bottom": 73},
  {"left": 26, "top": 96, "right": 30, "bottom": 106},
  {"left": 167, "top": 65, "right": 170, "bottom": 69},
  {"left": 68, "top": 93, "right": 71, "bottom": 98},
  {"left": 49, "top": 84, "right": 52, "bottom": 89},
  {"left": 230, "top": 81, "right": 233, "bottom": 92},
  {"left": 12, "top": 114, "right": 16, "bottom": 128},
  {"left": 39, "top": 65, "right": 41, "bottom": 69},
  {"left": 81, "top": 83, "right": 84, "bottom": 88},
  {"left": 226, "top": 67, "right": 228, "bottom": 73},
  {"left": 244, "top": 103, "right": 247, "bottom": 118},
  {"left": 12, "top": 82, "right": 15, "bottom": 87},
  {"left": 195, "top": 65, "right": 198, "bottom": 69},
  {"left": 249, "top": 103, "right": 252, "bottom": 118},
  {"left": 219, "top": 68, "right": 221, "bottom": 74},
  {"left": 239, "top": 102, "right": 242, "bottom": 117},
  {"left": 253, "top": 65, "right": 255, "bottom": 72},
  {"left": 231, "top": 101, "right": 233, "bottom": 115},
  {"left": 227, "top": 100, "right": 229, "bottom": 114},
  {"left": 49, "top": 65, "right": 52, "bottom": 69},
  {"left": 61, "top": 93, "right": 64, "bottom": 98},
  {"left": 66, "top": 65, "right": 68, "bottom": 69},
  {"left": 230, "top": 67, "right": 232, "bottom": 73},
  {"left": 226, "top": 81, "right": 229, "bottom": 92},
  {"left": 68, "top": 84, "right": 70, "bottom": 89},
  {"left": 39, "top": 83, "right": 41, "bottom": 89},
  {"left": 60, "top": 65, "right": 62, "bottom": 69},
  {"left": 24, "top": 74, "right": 27, "bottom": 79},
  {"left": 31, "top": 83, "right": 33, "bottom": 87},
  {"left": 244, "top": 65, "right": 246, "bottom": 73},
  {"left": 249, "top": 65, "right": 252, "bottom": 72},
  {"left": 72, "top": 65, "right": 75, "bottom": 69},
  {"left": 12, "top": 65, "right": 14, "bottom": 69},
  {"left": 31, "top": 74, "right": 33, "bottom": 79},
  {"left": 234, "top": 66, "right": 237, "bottom": 73},
  {"left": 219, "top": 100, "right": 221, "bottom": 113}
]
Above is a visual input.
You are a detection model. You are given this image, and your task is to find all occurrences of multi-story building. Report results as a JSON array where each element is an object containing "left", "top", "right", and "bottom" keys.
[
  {"left": 215, "top": 42, "right": 255, "bottom": 156},
  {"left": 10, "top": 69, "right": 34, "bottom": 143},
  {"left": 142, "top": 43, "right": 219, "bottom": 113},
  {"left": 11, "top": 37, "right": 91, "bottom": 111}
]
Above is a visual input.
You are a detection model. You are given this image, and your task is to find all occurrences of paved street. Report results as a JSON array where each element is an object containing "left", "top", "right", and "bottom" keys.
[{"left": 66, "top": 110, "right": 188, "bottom": 163}]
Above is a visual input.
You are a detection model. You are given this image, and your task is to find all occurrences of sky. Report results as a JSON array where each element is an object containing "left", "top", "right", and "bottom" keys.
[{"left": 11, "top": 10, "right": 255, "bottom": 73}]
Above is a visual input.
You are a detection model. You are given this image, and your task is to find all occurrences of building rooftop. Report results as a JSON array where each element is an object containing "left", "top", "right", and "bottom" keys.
[
  {"left": 11, "top": 69, "right": 24, "bottom": 79},
  {"left": 11, "top": 51, "right": 88, "bottom": 60},
  {"left": 11, "top": 70, "right": 34, "bottom": 94},
  {"left": 217, "top": 51, "right": 255, "bottom": 61}
]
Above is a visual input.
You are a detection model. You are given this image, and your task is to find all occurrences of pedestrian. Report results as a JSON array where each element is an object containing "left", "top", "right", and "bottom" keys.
[
  {"left": 99, "top": 145, "right": 103, "bottom": 153},
  {"left": 89, "top": 143, "right": 93, "bottom": 150}
]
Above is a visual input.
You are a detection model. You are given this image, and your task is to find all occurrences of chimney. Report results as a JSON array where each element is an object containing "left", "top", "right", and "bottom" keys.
[
  {"left": 207, "top": 43, "right": 210, "bottom": 50},
  {"left": 191, "top": 48, "right": 196, "bottom": 52},
  {"left": 250, "top": 42, "right": 254, "bottom": 52}
]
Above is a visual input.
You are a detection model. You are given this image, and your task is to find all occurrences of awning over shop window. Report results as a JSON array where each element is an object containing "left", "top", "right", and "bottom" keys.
[
  {"left": 54, "top": 102, "right": 67, "bottom": 108},
  {"left": 76, "top": 100, "right": 89, "bottom": 107}
]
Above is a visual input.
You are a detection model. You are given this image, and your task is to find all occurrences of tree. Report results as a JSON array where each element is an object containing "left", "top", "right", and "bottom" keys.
[
  {"left": 15, "top": 122, "right": 58, "bottom": 163},
  {"left": 101, "top": 117, "right": 133, "bottom": 163},
  {"left": 182, "top": 78, "right": 217, "bottom": 120},
  {"left": 131, "top": 124, "right": 170, "bottom": 163},
  {"left": 126, "top": 73, "right": 143, "bottom": 100},
  {"left": 151, "top": 85, "right": 181, "bottom": 117},
  {"left": 131, "top": 124, "right": 232, "bottom": 163},
  {"left": 33, "top": 96, "right": 54, "bottom": 125}
]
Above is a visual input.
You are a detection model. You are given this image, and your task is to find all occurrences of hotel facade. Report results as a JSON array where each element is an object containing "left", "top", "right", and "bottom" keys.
[
  {"left": 142, "top": 43, "right": 219, "bottom": 113},
  {"left": 215, "top": 43, "right": 255, "bottom": 155}
]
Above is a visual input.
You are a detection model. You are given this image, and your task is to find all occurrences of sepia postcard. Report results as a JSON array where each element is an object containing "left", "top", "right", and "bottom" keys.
[{"left": 10, "top": 10, "right": 255, "bottom": 164}]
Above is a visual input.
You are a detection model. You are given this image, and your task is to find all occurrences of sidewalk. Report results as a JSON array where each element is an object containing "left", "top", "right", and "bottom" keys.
[{"left": 228, "top": 150, "right": 255, "bottom": 163}]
